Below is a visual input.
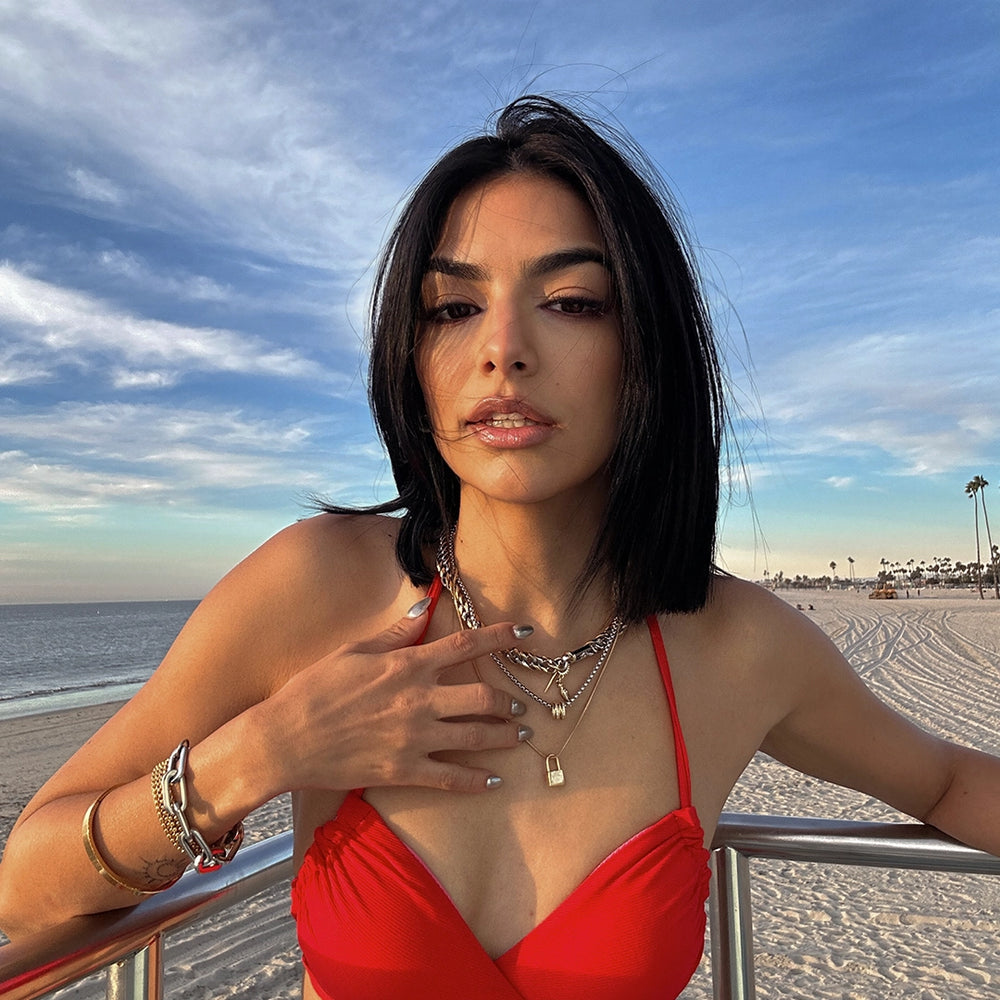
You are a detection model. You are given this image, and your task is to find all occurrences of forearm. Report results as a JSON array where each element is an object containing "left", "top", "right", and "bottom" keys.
[
  {"left": 0, "top": 706, "right": 280, "bottom": 938},
  {"left": 921, "top": 744, "right": 1000, "bottom": 857}
]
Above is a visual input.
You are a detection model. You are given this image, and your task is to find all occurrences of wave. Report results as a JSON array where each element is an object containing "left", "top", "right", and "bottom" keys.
[
  {"left": 0, "top": 680, "right": 147, "bottom": 722},
  {"left": 0, "top": 673, "right": 152, "bottom": 703}
]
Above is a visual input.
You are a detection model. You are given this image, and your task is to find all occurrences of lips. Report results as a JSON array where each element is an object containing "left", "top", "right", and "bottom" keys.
[
  {"left": 462, "top": 397, "right": 556, "bottom": 449},
  {"left": 466, "top": 397, "right": 553, "bottom": 428},
  {"left": 483, "top": 413, "right": 537, "bottom": 428}
]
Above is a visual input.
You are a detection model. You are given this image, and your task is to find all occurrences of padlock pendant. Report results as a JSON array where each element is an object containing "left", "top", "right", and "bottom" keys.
[{"left": 545, "top": 754, "right": 565, "bottom": 787}]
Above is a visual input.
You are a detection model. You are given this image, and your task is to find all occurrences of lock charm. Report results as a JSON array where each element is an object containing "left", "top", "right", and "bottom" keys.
[{"left": 544, "top": 754, "right": 565, "bottom": 787}]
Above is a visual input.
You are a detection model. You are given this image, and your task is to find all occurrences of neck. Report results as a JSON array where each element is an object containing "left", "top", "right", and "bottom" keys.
[{"left": 447, "top": 493, "right": 614, "bottom": 649}]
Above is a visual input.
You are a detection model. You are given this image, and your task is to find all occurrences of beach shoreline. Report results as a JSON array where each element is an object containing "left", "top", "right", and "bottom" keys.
[{"left": 2, "top": 590, "right": 998, "bottom": 997}]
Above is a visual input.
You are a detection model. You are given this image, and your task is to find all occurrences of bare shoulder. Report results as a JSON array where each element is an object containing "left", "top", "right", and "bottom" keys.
[
  {"left": 178, "top": 512, "right": 410, "bottom": 689},
  {"left": 665, "top": 574, "right": 840, "bottom": 728},
  {"left": 677, "top": 574, "right": 818, "bottom": 659},
  {"left": 214, "top": 512, "right": 401, "bottom": 607}
]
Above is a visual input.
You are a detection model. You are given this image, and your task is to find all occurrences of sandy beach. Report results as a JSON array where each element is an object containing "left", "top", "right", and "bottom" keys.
[{"left": 2, "top": 588, "right": 998, "bottom": 998}]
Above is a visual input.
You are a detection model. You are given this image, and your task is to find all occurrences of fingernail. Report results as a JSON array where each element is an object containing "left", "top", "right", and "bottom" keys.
[
  {"left": 512, "top": 624, "right": 533, "bottom": 640},
  {"left": 511, "top": 698, "right": 526, "bottom": 717},
  {"left": 406, "top": 596, "right": 432, "bottom": 618},
  {"left": 486, "top": 775, "right": 503, "bottom": 790},
  {"left": 517, "top": 725, "right": 533, "bottom": 742}
]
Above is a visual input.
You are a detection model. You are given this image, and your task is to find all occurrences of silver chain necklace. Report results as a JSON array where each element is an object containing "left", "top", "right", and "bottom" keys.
[{"left": 435, "top": 526, "right": 626, "bottom": 720}]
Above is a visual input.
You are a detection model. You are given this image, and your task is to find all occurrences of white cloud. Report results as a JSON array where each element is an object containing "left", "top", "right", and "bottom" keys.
[
  {"left": 0, "top": 263, "right": 324, "bottom": 384},
  {"left": 94, "top": 250, "right": 232, "bottom": 303},
  {"left": 2, "top": 402, "right": 315, "bottom": 458},
  {"left": 110, "top": 369, "right": 180, "bottom": 390},
  {"left": 0, "top": 0, "right": 399, "bottom": 267},
  {"left": 0, "top": 449, "right": 169, "bottom": 510},
  {"left": 0, "top": 400, "right": 386, "bottom": 515},
  {"left": 67, "top": 167, "right": 127, "bottom": 206},
  {"left": 752, "top": 312, "right": 999, "bottom": 477}
]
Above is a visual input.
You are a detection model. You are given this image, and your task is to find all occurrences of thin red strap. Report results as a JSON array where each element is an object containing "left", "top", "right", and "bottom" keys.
[
  {"left": 646, "top": 615, "right": 692, "bottom": 809},
  {"left": 414, "top": 576, "right": 444, "bottom": 645}
]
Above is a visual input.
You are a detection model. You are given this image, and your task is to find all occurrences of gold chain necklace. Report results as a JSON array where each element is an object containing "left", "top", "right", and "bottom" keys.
[
  {"left": 470, "top": 629, "right": 620, "bottom": 788},
  {"left": 436, "top": 526, "right": 626, "bottom": 719},
  {"left": 435, "top": 526, "right": 623, "bottom": 786}
]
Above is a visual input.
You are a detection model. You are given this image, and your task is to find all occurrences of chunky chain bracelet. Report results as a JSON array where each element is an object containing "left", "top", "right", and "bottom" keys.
[{"left": 156, "top": 740, "right": 244, "bottom": 873}]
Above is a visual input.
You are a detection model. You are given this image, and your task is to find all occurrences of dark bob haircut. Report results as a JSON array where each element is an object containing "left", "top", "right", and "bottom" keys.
[{"left": 323, "top": 95, "right": 724, "bottom": 621}]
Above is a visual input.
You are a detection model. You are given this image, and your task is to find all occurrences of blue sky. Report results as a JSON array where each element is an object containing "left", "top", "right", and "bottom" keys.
[{"left": 1, "top": 0, "right": 997, "bottom": 602}]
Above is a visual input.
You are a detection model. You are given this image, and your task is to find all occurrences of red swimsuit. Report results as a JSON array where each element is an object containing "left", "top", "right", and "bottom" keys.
[{"left": 292, "top": 589, "right": 710, "bottom": 999}]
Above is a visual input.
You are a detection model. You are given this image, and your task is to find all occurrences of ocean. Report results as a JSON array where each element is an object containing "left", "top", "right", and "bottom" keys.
[{"left": 0, "top": 600, "right": 199, "bottom": 721}]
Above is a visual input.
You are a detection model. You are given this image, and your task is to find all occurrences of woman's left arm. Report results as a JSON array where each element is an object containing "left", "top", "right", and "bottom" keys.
[{"left": 754, "top": 593, "right": 1000, "bottom": 856}]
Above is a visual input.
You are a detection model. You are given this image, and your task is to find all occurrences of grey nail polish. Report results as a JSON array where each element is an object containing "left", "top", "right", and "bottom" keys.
[
  {"left": 406, "top": 596, "right": 433, "bottom": 618},
  {"left": 512, "top": 624, "right": 534, "bottom": 640},
  {"left": 486, "top": 775, "right": 503, "bottom": 790},
  {"left": 511, "top": 698, "right": 526, "bottom": 717},
  {"left": 516, "top": 725, "right": 533, "bottom": 742}
]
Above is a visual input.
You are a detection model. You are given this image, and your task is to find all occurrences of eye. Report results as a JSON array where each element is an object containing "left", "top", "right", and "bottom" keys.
[
  {"left": 545, "top": 296, "right": 608, "bottom": 317},
  {"left": 423, "top": 301, "right": 480, "bottom": 324}
]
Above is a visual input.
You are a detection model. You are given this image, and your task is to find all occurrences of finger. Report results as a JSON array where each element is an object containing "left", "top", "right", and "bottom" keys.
[
  {"left": 432, "top": 719, "right": 533, "bottom": 754},
  {"left": 409, "top": 760, "right": 506, "bottom": 794},
  {"left": 351, "top": 595, "right": 437, "bottom": 654},
  {"left": 435, "top": 682, "right": 528, "bottom": 721},
  {"left": 415, "top": 622, "right": 530, "bottom": 674}
]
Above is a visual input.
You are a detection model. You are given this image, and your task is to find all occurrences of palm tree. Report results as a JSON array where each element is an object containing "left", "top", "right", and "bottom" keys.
[
  {"left": 829, "top": 560, "right": 837, "bottom": 581},
  {"left": 966, "top": 478, "right": 985, "bottom": 599},
  {"left": 971, "top": 476, "right": 999, "bottom": 598},
  {"left": 847, "top": 556, "right": 855, "bottom": 583}
]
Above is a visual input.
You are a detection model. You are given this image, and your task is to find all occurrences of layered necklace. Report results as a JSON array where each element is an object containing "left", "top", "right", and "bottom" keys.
[{"left": 435, "top": 526, "right": 625, "bottom": 787}]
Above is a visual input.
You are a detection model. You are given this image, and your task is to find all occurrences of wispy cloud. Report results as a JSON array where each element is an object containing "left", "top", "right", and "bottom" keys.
[
  {"left": 0, "top": 264, "right": 326, "bottom": 386},
  {"left": 0, "top": 449, "right": 170, "bottom": 510},
  {"left": 66, "top": 167, "right": 128, "bottom": 206},
  {"left": 755, "top": 318, "right": 999, "bottom": 477},
  {"left": 0, "top": 400, "right": 381, "bottom": 513},
  {"left": 0, "top": 0, "right": 400, "bottom": 267}
]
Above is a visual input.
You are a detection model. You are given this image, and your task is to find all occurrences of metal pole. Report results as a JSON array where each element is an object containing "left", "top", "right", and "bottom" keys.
[
  {"left": 105, "top": 937, "right": 162, "bottom": 1000},
  {"left": 709, "top": 846, "right": 756, "bottom": 1000}
]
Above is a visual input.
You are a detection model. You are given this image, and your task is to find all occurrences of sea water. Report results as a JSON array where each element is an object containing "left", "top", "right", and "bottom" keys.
[{"left": 0, "top": 600, "right": 198, "bottom": 720}]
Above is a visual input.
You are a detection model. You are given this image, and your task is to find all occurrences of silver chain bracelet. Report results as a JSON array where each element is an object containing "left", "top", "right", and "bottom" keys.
[{"left": 159, "top": 740, "right": 244, "bottom": 873}]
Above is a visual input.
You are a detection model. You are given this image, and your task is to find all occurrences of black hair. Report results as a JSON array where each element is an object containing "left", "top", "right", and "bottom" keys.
[{"left": 321, "top": 95, "right": 724, "bottom": 621}]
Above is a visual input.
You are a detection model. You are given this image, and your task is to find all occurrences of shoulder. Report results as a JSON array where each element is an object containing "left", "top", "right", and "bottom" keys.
[
  {"left": 662, "top": 575, "right": 838, "bottom": 719},
  {"left": 167, "top": 513, "right": 413, "bottom": 694},
  {"left": 211, "top": 512, "right": 403, "bottom": 612},
  {"left": 676, "top": 574, "right": 813, "bottom": 652}
]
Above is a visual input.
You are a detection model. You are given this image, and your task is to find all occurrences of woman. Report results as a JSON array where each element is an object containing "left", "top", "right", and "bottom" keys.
[{"left": 0, "top": 97, "right": 997, "bottom": 1000}]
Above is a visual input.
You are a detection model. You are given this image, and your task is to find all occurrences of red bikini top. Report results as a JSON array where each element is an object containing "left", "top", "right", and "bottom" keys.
[{"left": 291, "top": 583, "right": 710, "bottom": 1000}]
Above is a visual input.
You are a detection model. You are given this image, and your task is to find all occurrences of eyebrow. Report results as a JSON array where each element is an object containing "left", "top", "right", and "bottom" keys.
[{"left": 425, "top": 247, "right": 607, "bottom": 282}]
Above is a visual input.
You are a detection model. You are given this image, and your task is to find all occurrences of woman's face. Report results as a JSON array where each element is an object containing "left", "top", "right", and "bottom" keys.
[{"left": 417, "top": 172, "right": 622, "bottom": 511}]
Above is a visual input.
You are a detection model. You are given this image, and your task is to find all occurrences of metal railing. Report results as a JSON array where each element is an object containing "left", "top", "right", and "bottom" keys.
[
  {"left": 0, "top": 833, "right": 293, "bottom": 1000},
  {"left": 707, "top": 815, "right": 1000, "bottom": 1000},
  {"left": 2, "top": 817, "right": 998, "bottom": 1000}
]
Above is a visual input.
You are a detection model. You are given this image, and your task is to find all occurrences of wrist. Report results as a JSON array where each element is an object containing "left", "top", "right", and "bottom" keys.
[{"left": 229, "top": 698, "right": 294, "bottom": 801}]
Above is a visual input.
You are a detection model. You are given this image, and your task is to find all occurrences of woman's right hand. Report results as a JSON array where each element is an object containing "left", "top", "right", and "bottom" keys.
[{"left": 254, "top": 603, "right": 530, "bottom": 796}]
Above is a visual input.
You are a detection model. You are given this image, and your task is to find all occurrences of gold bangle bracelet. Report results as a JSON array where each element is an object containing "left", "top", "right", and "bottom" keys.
[{"left": 82, "top": 788, "right": 169, "bottom": 898}]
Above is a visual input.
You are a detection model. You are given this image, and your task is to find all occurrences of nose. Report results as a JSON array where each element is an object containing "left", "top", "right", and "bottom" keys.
[{"left": 478, "top": 300, "right": 536, "bottom": 375}]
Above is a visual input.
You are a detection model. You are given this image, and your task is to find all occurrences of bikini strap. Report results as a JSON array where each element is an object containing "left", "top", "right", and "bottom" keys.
[
  {"left": 414, "top": 576, "right": 444, "bottom": 645},
  {"left": 645, "top": 614, "right": 692, "bottom": 810}
]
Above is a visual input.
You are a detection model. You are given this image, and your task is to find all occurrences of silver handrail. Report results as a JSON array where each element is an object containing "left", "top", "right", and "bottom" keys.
[
  {"left": 1, "top": 818, "right": 998, "bottom": 1000},
  {"left": 0, "top": 833, "right": 293, "bottom": 1000},
  {"left": 708, "top": 815, "right": 1000, "bottom": 1000}
]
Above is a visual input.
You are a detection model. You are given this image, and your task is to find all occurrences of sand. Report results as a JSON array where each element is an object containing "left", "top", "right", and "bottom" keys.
[{"left": 1, "top": 588, "right": 998, "bottom": 998}]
